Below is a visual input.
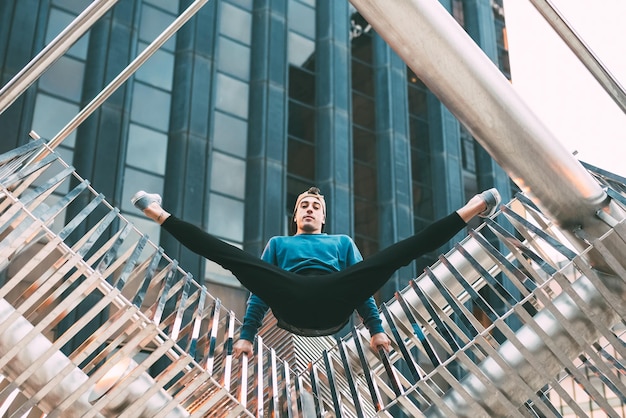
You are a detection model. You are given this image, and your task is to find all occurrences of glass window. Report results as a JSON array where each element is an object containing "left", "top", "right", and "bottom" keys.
[
  {"left": 144, "top": 0, "right": 179, "bottom": 13},
  {"left": 287, "top": 101, "right": 315, "bottom": 142},
  {"left": 351, "top": 60, "right": 374, "bottom": 97},
  {"left": 408, "top": 86, "right": 428, "bottom": 118},
  {"left": 208, "top": 194, "right": 244, "bottom": 242},
  {"left": 52, "top": 0, "right": 91, "bottom": 14},
  {"left": 217, "top": 36, "right": 251, "bottom": 81},
  {"left": 46, "top": 8, "right": 89, "bottom": 59},
  {"left": 289, "top": 66, "right": 315, "bottom": 105},
  {"left": 127, "top": 124, "right": 168, "bottom": 174},
  {"left": 131, "top": 83, "right": 171, "bottom": 131},
  {"left": 32, "top": 94, "right": 79, "bottom": 147},
  {"left": 210, "top": 152, "right": 246, "bottom": 199},
  {"left": 352, "top": 93, "right": 375, "bottom": 130},
  {"left": 220, "top": 3, "right": 252, "bottom": 45},
  {"left": 135, "top": 42, "right": 175, "bottom": 90},
  {"left": 287, "top": 138, "right": 315, "bottom": 179},
  {"left": 225, "top": 0, "right": 253, "bottom": 10},
  {"left": 215, "top": 73, "right": 249, "bottom": 119},
  {"left": 288, "top": 32, "right": 315, "bottom": 68},
  {"left": 213, "top": 111, "right": 247, "bottom": 157},
  {"left": 139, "top": 5, "right": 176, "bottom": 51},
  {"left": 39, "top": 56, "right": 85, "bottom": 101},
  {"left": 353, "top": 127, "right": 377, "bottom": 165},
  {"left": 288, "top": 1, "right": 315, "bottom": 39}
]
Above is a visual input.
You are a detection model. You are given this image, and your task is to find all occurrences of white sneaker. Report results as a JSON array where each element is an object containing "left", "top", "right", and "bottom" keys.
[
  {"left": 131, "top": 190, "right": 162, "bottom": 211},
  {"left": 479, "top": 188, "right": 501, "bottom": 217}
]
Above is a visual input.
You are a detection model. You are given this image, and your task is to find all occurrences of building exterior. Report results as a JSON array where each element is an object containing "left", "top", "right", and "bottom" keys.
[{"left": 0, "top": 0, "right": 511, "bottom": 337}]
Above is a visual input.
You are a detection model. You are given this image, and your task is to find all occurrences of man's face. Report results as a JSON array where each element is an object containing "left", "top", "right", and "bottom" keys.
[{"left": 294, "top": 196, "right": 325, "bottom": 234}]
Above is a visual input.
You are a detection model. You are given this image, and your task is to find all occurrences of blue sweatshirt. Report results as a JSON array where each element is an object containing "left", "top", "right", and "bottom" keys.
[{"left": 240, "top": 233, "right": 385, "bottom": 341}]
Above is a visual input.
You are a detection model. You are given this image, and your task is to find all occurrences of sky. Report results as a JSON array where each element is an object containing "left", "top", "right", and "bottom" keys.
[{"left": 502, "top": 0, "right": 626, "bottom": 177}]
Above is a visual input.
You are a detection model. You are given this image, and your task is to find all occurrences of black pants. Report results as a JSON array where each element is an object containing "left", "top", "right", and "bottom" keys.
[{"left": 162, "top": 212, "right": 466, "bottom": 331}]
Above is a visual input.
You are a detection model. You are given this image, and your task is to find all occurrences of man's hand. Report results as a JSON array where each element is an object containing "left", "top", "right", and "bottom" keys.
[
  {"left": 233, "top": 339, "right": 254, "bottom": 358},
  {"left": 370, "top": 332, "right": 391, "bottom": 352}
]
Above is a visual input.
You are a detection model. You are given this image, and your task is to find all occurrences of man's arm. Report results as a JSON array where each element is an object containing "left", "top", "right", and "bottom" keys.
[
  {"left": 356, "top": 297, "right": 391, "bottom": 352},
  {"left": 233, "top": 294, "right": 269, "bottom": 357}
]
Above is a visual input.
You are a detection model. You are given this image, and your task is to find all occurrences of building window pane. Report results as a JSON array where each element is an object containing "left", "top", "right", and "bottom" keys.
[
  {"left": 217, "top": 36, "right": 251, "bottom": 81},
  {"left": 220, "top": 3, "right": 252, "bottom": 45},
  {"left": 127, "top": 124, "right": 167, "bottom": 174},
  {"left": 140, "top": 5, "right": 176, "bottom": 51},
  {"left": 39, "top": 56, "right": 85, "bottom": 101},
  {"left": 287, "top": 138, "right": 315, "bottom": 179},
  {"left": 288, "top": 0, "right": 315, "bottom": 39},
  {"left": 32, "top": 94, "right": 79, "bottom": 147},
  {"left": 131, "top": 83, "right": 171, "bottom": 131},
  {"left": 136, "top": 42, "right": 175, "bottom": 90},
  {"left": 210, "top": 152, "right": 246, "bottom": 199},
  {"left": 288, "top": 32, "right": 315, "bottom": 67},
  {"left": 215, "top": 73, "right": 249, "bottom": 118},
  {"left": 208, "top": 194, "right": 244, "bottom": 242},
  {"left": 288, "top": 101, "right": 315, "bottom": 142},
  {"left": 213, "top": 111, "right": 248, "bottom": 157},
  {"left": 289, "top": 66, "right": 315, "bottom": 105},
  {"left": 47, "top": 8, "right": 89, "bottom": 59},
  {"left": 52, "top": 0, "right": 91, "bottom": 14},
  {"left": 144, "top": 0, "right": 179, "bottom": 13}
]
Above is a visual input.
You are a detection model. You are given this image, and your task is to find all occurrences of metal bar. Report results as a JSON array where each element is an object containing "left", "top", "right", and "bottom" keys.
[
  {"left": 186, "top": 286, "right": 207, "bottom": 358},
  {"left": 28, "top": 0, "right": 211, "bottom": 161},
  {"left": 0, "top": 0, "right": 121, "bottom": 115},
  {"left": 322, "top": 350, "right": 342, "bottom": 418},
  {"left": 222, "top": 311, "right": 236, "bottom": 391},
  {"left": 268, "top": 349, "right": 281, "bottom": 417},
  {"left": 351, "top": 327, "right": 383, "bottom": 411},
  {"left": 255, "top": 336, "right": 265, "bottom": 418},
  {"left": 336, "top": 340, "right": 365, "bottom": 418},
  {"left": 527, "top": 0, "right": 626, "bottom": 113},
  {"left": 204, "top": 299, "right": 222, "bottom": 374},
  {"left": 380, "top": 304, "right": 421, "bottom": 382}
]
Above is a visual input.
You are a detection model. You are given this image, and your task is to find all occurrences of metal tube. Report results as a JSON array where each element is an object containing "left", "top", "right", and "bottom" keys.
[
  {"left": 0, "top": 0, "right": 121, "bottom": 115},
  {"left": 527, "top": 0, "right": 626, "bottom": 113},
  {"left": 29, "top": 0, "right": 210, "bottom": 163},
  {"left": 348, "top": 0, "right": 614, "bottom": 233}
]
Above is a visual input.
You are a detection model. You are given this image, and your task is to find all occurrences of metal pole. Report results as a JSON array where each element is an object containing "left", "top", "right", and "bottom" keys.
[
  {"left": 347, "top": 0, "right": 625, "bottom": 258},
  {"left": 0, "top": 0, "right": 121, "bottom": 115},
  {"left": 527, "top": 0, "right": 626, "bottom": 113},
  {"left": 27, "top": 0, "right": 210, "bottom": 164}
]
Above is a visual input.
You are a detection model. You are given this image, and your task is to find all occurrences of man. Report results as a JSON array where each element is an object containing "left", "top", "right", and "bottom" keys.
[
  {"left": 132, "top": 186, "right": 499, "bottom": 356},
  {"left": 233, "top": 187, "right": 391, "bottom": 357}
]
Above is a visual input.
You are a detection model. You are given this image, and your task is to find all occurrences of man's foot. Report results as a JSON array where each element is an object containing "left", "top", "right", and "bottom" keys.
[
  {"left": 478, "top": 188, "right": 501, "bottom": 217},
  {"left": 131, "top": 191, "right": 162, "bottom": 211}
]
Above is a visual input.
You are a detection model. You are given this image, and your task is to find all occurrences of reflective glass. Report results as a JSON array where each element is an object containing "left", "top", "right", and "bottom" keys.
[
  {"left": 408, "top": 86, "right": 428, "bottom": 118},
  {"left": 217, "top": 36, "right": 251, "bottom": 81},
  {"left": 287, "top": 138, "right": 315, "bottom": 179},
  {"left": 213, "top": 111, "right": 247, "bottom": 157},
  {"left": 32, "top": 93, "right": 79, "bottom": 147},
  {"left": 351, "top": 60, "right": 374, "bottom": 97},
  {"left": 288, "top": 32, "right": 315, "bottom": 67},
  {"left": 131, "top": 83, "right": 171, "bottom": 131},
  {"left": 144, "top": 0, "right": 179, "bottom": 13},
  {"left": 127, "top": 124, "right": 168, "bottom": 174},
  {"left": 210, "top": 151, "right": 246, "bottom": 199},
  {"left": 140, "top": 5, "right": 176, "bottom": 51},
  {"left": 208, "top": 194, "right": 244, "bottom": 242},
  {"left": 39, "top": 56, "right": 85, "bottom": 102},
  {"left": 289, "top": 0, "right": 315, "bottom": 39},
  {"left": 220, "top": 3, "right": 252, "bottom": 45},
  {"left": 352, "top": 92, "right": 375, "bottom": 130},
  {"left": 288, "top": 66, "right": 315, "bottom": 105},
  {"left": 52, "top": 0, "right": 91, "bottom": 14},
  {"left": 215, "top": 74, "right": 249, "bottom": 119},
  {"left": 353, "top": 127, "right": 376, "bottom": 164},
  {"left": 224, "top": 0, "right": 252, "bottom": 10},
  {"left": 136, "top": 42, "right": 174, "bottom": 90},
  {"left": 46, "top": 8, "right": 89, "bottom": 59},
  {"left": 288, "top": 101, "right": 315, "bottom": 142}
]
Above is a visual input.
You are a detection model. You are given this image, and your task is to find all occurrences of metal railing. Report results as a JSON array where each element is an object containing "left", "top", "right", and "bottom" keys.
[{"left": 1, "top": 139, "right": 625, "bottom": 417}]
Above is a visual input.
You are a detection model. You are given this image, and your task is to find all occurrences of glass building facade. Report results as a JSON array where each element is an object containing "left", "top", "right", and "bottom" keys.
[{"left": 0, "top": 0, "right": 512, "bottom": 318}]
